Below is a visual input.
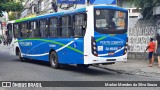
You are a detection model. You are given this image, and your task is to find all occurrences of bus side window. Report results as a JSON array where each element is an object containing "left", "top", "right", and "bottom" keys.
[
  {"left": 49, "top": 18, "right": 58, "bottom": 37},
  {"left": 6, "top": 24, "right": 13, "bottom": 44},
  {"left": 30, "top": 21, "right": 39, "bottom": 38},
  {"left": 59, "top": 15, "right": 71, "bottom": 38},
  {"left": 40, "top": 20, "right": 48, "bottom": 38},
  {"left": 14, "top": 24, "right": 21, "bottom": 38},
  {"left": 73, "top": 14, "right": 87, "bottom": 37},
  {"left": 21, "top": 23, "right": 28, "bottom": 38}
]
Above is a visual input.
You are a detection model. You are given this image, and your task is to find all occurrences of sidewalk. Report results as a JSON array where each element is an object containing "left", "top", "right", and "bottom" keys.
[{"left": 99, "top": 59, "right": 160, "bottom": 78}]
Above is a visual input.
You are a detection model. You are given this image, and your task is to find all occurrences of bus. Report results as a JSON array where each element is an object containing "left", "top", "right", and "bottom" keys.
[{"left": 6, "top": 5, "right": 128, "bottom": 69}]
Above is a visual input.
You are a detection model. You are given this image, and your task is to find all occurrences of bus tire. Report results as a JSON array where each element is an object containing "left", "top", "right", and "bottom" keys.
[
  {"left": 49, "top": 51, "right": 60, "bottom": 69},
  {"left": 18, "top": 51, "right": 24, "bottom": 62},
  {"left": 77, "top": 64, "right": 89, "bottom": 68}
]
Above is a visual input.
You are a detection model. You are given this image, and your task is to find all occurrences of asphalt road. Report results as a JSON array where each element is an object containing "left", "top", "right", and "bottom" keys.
[{"left": 0, "top": 45, "right": 160, "bottom": 90}]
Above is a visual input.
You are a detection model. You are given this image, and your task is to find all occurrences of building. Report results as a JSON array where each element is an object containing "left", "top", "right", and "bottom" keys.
[
  {"left": 21, "top": 0, "right": 118, "bottom": 18},
  {"left": 117, "top": 0, "right": 141, "bottom": 28},
  {"left": 153, "top": 6, "right": 160, "bottom": 34},
  {"left": 20, "top": 0, "right": 141, "bottom": 28},
  {"left": 21, "top": 0, "right": 55, "bottom": 18}
]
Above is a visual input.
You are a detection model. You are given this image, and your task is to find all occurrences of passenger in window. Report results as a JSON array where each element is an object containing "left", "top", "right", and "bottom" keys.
[
  {"left": 82, "top": 26, "right": 86, "bottom": 36},
  {"left": 26, "top": 30, "right": 30, "bottom": 38},
  {"left": 108, "top": 18, "right": 116, "bottom": 29}
]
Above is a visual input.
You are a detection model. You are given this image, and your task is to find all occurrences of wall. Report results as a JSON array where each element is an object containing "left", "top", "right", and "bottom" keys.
[{"left": 128, "top": 19, "right": 157, "bottom": 60}]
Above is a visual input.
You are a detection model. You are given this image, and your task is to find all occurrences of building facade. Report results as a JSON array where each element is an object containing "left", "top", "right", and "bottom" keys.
[
  {"left": 21, "top": 0, "right": 118, "bottom": 18},
  {"left": 117, "top": 0, "right": 141, "bottom": 28},
  {"left": 21, "top": 0, "right": 55, "bottom": 18},
  {"left": 153, "top": 6, "right": 160, "bottom": 35},
  {"left": 20, "top": 0, "right": 141, "bottom": 28}
]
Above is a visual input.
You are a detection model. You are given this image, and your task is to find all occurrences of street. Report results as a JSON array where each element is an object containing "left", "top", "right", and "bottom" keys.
[{"left": 0, "top": 45, "right": 160, "bottom": 90}]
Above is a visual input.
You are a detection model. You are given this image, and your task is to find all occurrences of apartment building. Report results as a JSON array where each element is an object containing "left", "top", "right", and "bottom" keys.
[
  {"left": 21, "top": 0, "right": 118, "bottom": 18},
  {"left": 20, "top": 0, "right": 141, "bottom": 28},
  {"left": 21, "top": 0, "right": 54, "bottom": 18}
]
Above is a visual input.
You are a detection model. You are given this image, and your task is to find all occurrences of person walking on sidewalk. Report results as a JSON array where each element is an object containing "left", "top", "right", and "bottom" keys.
[
  {"left": 155, "top": 34, "right": 160, "bottom": 67},
  {"left": 145, "top": 38, "right": 155, "bottom": 67}
]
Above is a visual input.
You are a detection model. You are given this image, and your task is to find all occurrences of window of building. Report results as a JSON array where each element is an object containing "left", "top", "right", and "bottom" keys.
[
  {"left": 59, "top": 16, "right": 71, "bottom": 37},
  {"left": 132, "top": 9, "right": 139, "bottom": 13},
  {"left": 129, "top": 16, "right": 138, "bottom": 18},
  {"left": 49, "top": 18, "right": 58, "bottom": 37},
  {"left": 40, "top": 20, "right": 48, "bottom": 37},
  {"left": 73, "top": 14, "right": 87, "bottom": 37},
  {"left": 38, "top": 0, "right": 41, "bottom": 12}
]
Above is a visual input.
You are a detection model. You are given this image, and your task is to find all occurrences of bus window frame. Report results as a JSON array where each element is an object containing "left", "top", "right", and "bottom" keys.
[
  {"left": 20, "top": 22, "right": 29, "bottom": 38},
  {"left": 72, "top": 13, "right": 87, "bottom": 38},
  {"left": 94, "top": 9, "right": 128, "bottom": 34},
  {"left": 59, "top": 15, "right": 72, "bottom": 38},
  {"left": 13, "top": 23, "right": 21, "bottom": 38},
  {"left": 29, "top": 20, "right": 40, "bottom": 38},
  {"left": 48, "top": 17, "right": 58, "bottom": 38},
  {"left": 6, "top": 23, "right": 13, "bottom": 44},
  {"left": 39, "top": 19, "right": 48, "bottom": 38}
]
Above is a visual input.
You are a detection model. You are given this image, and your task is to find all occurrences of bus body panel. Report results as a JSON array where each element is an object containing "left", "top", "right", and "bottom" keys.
[
  {"left": 95, "top": 33, "right": 127, "bottom": 57},
  {"left": 83, "top": 6, "right": 94, "bottom": 64},
  {"left": 18, "top": 38, "right": 84, "bottom": 64},
  {"left": 84, "top": 6, "right": 128, "bottom": 64}
]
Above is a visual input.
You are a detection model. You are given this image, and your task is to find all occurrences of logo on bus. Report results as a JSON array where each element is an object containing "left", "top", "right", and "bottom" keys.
[
  {"left": 49, "top": 44, "right": 56, "bottom": 47},
  {"left": 100, "top": 41, "right": 123, "bottom": 45},
  {"left": 19, "top": 42, "right": 32, "bottom": 46}
]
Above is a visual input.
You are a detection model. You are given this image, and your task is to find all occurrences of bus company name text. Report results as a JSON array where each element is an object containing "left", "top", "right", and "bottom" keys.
[
  {"left": 100, "top": 41, "right": 123, "bottom": 45},
  {"left": 19, "top": 42, "right": 32, "bottom": 46}
]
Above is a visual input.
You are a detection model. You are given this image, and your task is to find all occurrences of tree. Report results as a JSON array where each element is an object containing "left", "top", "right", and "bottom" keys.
[
  {"left": 134, "top": 0, "right": 160, "bottom": 19},
  {"left": 0, "top": 0, "right": 23, "bottom": 17},
  {"left": 9, "top": 12, "right": 17, "bottom": 20}
]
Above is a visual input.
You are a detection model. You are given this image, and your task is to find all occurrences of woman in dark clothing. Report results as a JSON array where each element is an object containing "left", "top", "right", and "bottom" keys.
[{"left": 155, "top": 34, "right": 160, "bottom": 67}]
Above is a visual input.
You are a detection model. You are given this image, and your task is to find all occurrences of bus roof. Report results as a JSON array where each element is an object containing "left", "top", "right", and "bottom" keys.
[
  {"left": 94, "top": 5, "right": 128, "bottom": 12},
  {"left": 15, "top": 7, "right": 86, "bottom": 23},
  {"left": 14, "top": 5, "right": 127, "bottom": 23}
]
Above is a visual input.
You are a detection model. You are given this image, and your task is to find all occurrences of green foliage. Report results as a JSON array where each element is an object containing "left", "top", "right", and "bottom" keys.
[
  {"left": 9, "top": 12, "right": 17, "bottom": 20},
  {"left": 0, "top": 0, "right": 23, "bottom": 17},
  {"left": 134, "top": 0, "right": 160, "bottom": 19}
]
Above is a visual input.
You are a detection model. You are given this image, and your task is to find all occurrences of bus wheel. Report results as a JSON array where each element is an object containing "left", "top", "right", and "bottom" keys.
[
  {"left": 77, "top": 64, "right": 90, "bottom": 68},
  {"left": 18, "top": 51, "right": 24, "bottom": 62},
  {"left": 49, "top": 51, "right": 60, "bottom": 69}
]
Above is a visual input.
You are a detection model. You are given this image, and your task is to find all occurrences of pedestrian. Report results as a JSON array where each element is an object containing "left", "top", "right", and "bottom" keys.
[
  {"left": 155, "top": 34, "right": 160, "bottom": 67},
  {"left": 145, "top": 38, "right": 155, "bottom": 67}
]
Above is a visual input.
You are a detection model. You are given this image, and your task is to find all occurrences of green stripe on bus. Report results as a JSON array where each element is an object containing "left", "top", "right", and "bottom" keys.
[
  {"left": 15, "top": 16, "right": 36, "bottom": 23},
  {"left": 96, "top": 34, "right": 116, "bottom": 42},
  {"left": 15, "top": 18, "right": 31, "bottom": 23},
  {"left": 14, "top": 39, "right": 84, "bottom": 54},
  {"left": 96, "top": 36, "right": 107, "bottom": 42},
  {"left": 109, "top": 34, "right": 115, "bottom": 36}
]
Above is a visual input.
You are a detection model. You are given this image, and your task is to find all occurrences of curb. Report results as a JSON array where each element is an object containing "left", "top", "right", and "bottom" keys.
[{"left": 96, "top": 65, "right": 160, "bottom": 78}]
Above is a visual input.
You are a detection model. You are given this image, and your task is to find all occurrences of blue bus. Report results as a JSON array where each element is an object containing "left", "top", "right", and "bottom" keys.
[{"left": 7, "top": 5, "right": 128, "bottom": 69}]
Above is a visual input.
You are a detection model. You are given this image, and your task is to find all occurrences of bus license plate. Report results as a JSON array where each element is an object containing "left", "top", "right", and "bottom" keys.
[{"left": 108, "top": 52, "right": 114, "bottom": 55}]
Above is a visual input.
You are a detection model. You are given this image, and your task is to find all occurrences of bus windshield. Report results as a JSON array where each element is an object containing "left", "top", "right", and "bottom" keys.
[{"left": 95, "top": 9, "right": 127, "bottom": 34}]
